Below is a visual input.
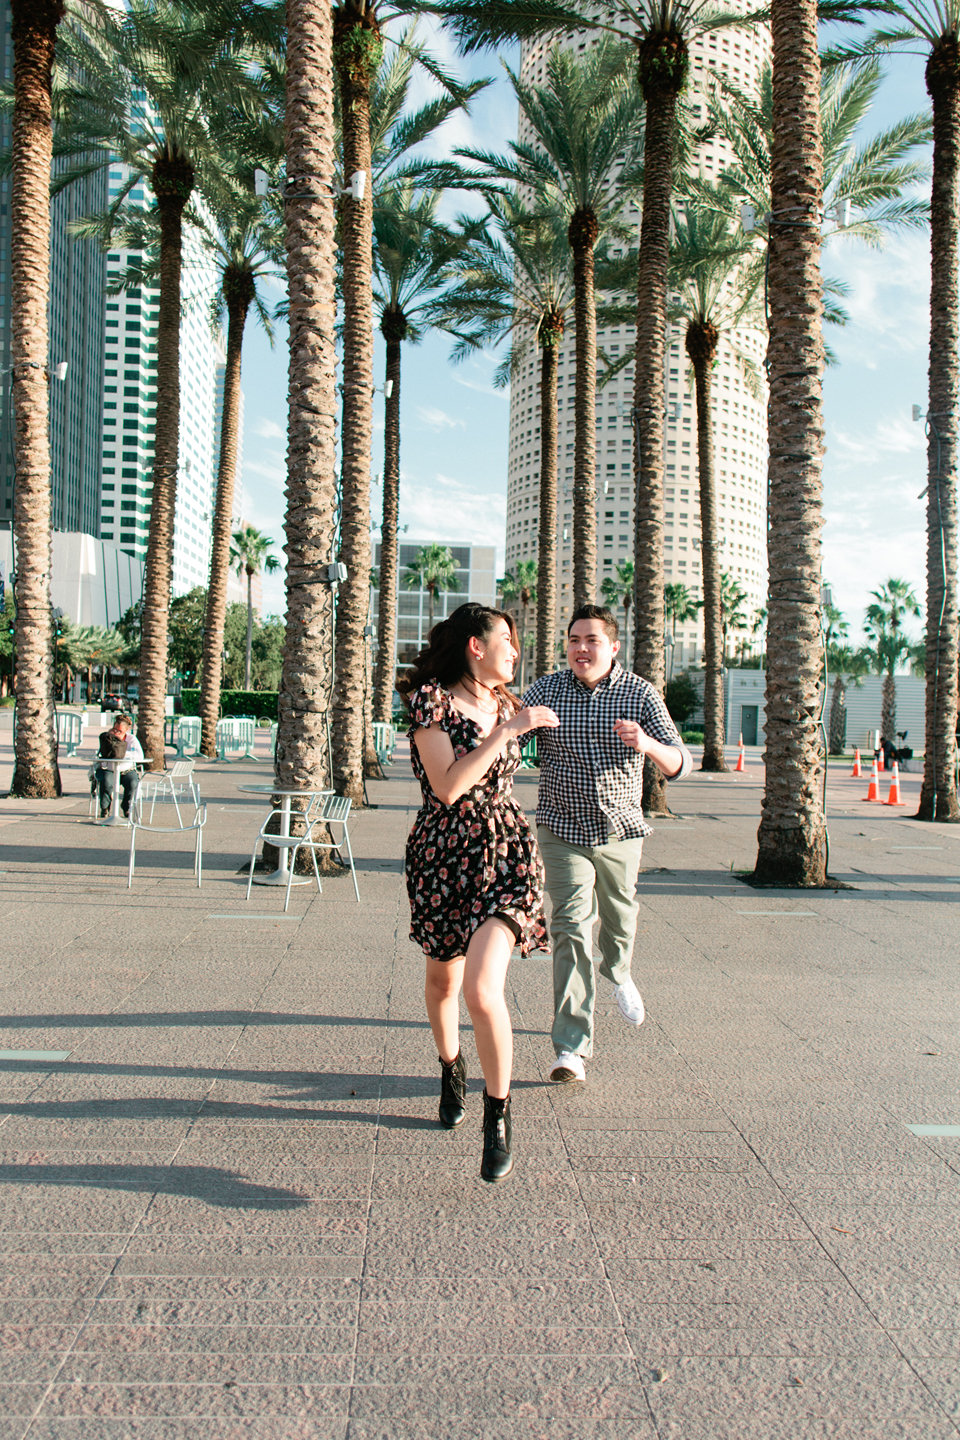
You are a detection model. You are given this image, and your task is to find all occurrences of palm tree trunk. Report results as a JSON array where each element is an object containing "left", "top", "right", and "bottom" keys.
[
  {"left": 138, "top": 151, "right": 193, "bottom": 773},
  {"left": 828, "top": 674, "right": 846, "bottom": 756},
  {"left": 277, "top": 0, "right": 339, "bottom": 828},
  {"left": 427, "top": 585, "right": 435, "bottom": 634},
  {"left": 569, "top": 209, "right": 597, "bottom": 610},
  {"left": 373, "top": 329, "right": 402, "bottom": 724},
  {"left": 244, "top": 569, "right": 254, "bottom": 690},
  {"left": 633, "top": 67, "right": 680, "bottom": 817},
  {"left": 689, "top": 332, "right": 726, "bottom": 772},
  {"left": 200, "top": 282, "right": 250, "bottom": 758},
  {"left": 623, "top": 594, "right": 631, "bottom": 671},
  {"left": 536, "top": 328, "right": 560, "bottom": 682},
  {"left": 917, "top": 42, "right": 960, "bottom": 822},
  {"left": 882, "top": 671, "right": 896, "bottom": 746},
  {"left": 8, "top": 0, "right": 64, "bottom": 798},
  {"left": 753, "top": 0, "right": 826, "bottom": 886},
  {"left": 331, "top": 7, "right": 378, "bottom": 806},
  {"left": 518, "top": 600, "right": 527, "bottom": 691}
]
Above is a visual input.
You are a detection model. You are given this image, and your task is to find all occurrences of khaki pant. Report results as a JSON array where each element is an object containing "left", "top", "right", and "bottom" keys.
[{"left": 537, "top": 826, "right": 644, "bottom": 1059}]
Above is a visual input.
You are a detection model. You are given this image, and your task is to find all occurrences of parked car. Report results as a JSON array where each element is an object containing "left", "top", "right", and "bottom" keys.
[{"left": 102, "top": 693, "right": 124, "bottom": 711}]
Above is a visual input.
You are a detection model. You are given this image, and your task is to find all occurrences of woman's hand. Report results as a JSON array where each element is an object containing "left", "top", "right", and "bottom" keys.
[{"left": 508, "top": 706, "right": 560, "bottom": 737}]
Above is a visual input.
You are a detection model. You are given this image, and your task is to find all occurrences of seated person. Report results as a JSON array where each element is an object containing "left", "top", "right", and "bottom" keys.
[{"left": 97, "top": 714, "right": 144, "bottom": 819}]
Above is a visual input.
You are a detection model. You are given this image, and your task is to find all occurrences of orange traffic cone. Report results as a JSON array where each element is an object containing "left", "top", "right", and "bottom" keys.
[
  {"left": 735, "top": 740, "right": 745, "bottom": 772},
  {"left": 862, "top": 761, "right": 879, "bottom": 802},
  {"left": 851, "top": 748, "right": 862, "bottom": 778},
  {"left": 883, "top": 761, "right": 906, "bottom": 806}
]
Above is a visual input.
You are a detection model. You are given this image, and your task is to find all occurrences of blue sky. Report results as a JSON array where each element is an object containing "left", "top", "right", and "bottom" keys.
[{"left": 237, "top": 24, "right": 935, "bottom": 655}]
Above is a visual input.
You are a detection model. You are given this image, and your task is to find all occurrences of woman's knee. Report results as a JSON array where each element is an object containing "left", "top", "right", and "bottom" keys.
[
  {"left": 425, "top": 962, "right": 461, "bottom": 1003},
  {"left": 462, "top": 975, "right": 505, "bottom": 1018}
]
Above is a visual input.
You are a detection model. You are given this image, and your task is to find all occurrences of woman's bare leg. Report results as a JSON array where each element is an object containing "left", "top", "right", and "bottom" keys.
[
  {"left": 462, "top": 918, "right": 515, "bottom": 1098},
  {"left": 425, "top": 956, "right": 465, "bottom": 1064}
]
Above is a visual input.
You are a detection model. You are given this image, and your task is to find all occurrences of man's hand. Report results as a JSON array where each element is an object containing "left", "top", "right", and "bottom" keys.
[{"left": 613, "top": 718, "right": 649, "bottom": 752}]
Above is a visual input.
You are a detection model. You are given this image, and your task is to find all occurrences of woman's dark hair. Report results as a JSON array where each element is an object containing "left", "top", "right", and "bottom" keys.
[{"left": 396, "top": 602, "right": 521, "bottom": 712}]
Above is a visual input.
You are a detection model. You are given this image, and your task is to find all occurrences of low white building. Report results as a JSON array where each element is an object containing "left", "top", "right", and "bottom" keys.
[{"left": 0, "top": 531, "right": 144, "bottom": 630}]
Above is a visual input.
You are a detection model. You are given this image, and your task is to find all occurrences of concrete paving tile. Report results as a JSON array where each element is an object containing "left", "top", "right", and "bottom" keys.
[
  {"left": 628, "top": 1321, "right": 900, "bottom": 1359},
  {"left": 98, "top": 1276, "right": 360, "bottom": 1304},
  {"left": 345, "top": 1422, "right": 652, "bottom": 1440},
  {"left": 346, "top": 1378, "right": 653, "bottom": 1422},
  {"left": 40, "top": 1382, "right": 353, "bottom": 1418},
  {"left": 887, "top": 1328, "right": 960, "bottom": 1358},
  {"left": 0, "top": 1234, "right": 128, "bottom": 1257},
  {"left": 87, "top": 1299, "right": 359, "bottom": 1328},
  {"left": 355, "top": 1326, "right": 629, "bottom": 1356},
  {"left": 640, "top": 1355, "right": 948, "bottom": 1421},
  {"left": 65, "top": 1354, "right": 355, "bottom": 1386},
  {"left": 28, "top": 1413, "right": 347, "bottom": 1437},
  {"left": 72, "top": 1324, "right": 357, "bottom": 1356},
  {"left": 0, "top": 1385, "right": 46, "bottom": 1417}
]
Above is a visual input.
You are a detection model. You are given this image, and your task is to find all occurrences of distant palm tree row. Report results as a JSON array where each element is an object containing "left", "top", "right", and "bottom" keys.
[{"left": 8, "top": 0, "right": 960, "bottom": 886}]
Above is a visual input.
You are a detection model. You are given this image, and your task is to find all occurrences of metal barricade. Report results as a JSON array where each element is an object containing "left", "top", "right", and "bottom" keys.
[
  {"left": 175, "top": 716, "right": 203, "bottom": 758},
  {"left": 216, "top": 717, "right": 259, "bottom": 762},
  {"left": 372, "top": 722, "right": 397, "bottom": 767},
  {"left": 56, "top": 711, "right": 85, "bottom": 757}
]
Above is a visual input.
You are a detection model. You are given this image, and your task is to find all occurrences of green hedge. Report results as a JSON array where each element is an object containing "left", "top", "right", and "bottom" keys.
[{"left": 181, "top": 688, "right": 278, "bottom": 721}]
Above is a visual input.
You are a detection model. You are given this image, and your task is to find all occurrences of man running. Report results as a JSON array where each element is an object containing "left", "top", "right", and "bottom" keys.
[{"left": 522, "top": 605, "right": 692, "bottom": 1082}]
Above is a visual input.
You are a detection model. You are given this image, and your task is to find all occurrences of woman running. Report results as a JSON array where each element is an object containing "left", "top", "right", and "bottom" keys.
[{"left": 398, "top": 602, "right": 559, "bottom": 1182}]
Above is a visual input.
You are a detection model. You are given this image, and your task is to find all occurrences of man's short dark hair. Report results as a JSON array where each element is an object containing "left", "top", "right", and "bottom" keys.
[{"left": 567, "top": 605, "right": 619, "bottom": 642}]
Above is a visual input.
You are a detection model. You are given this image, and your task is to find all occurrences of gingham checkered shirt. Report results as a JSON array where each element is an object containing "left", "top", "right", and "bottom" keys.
[{"left": 521, "top": 664, "right": 690, "bottom": 845}]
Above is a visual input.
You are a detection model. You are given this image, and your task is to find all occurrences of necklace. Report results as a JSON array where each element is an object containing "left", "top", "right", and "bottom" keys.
[{"left": 459, "top": 678, "right": 499, "bottom": 714}]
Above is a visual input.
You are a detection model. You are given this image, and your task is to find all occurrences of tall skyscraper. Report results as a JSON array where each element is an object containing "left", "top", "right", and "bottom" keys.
[
  {"left": 506, "top": 10, "right": 771, "bottom": 673},
  {"left": 0, "top": 0, "right": 107, "bottom": 535},
  {"left": 99, "top": 134, "right": 223, "bottom": 596}
]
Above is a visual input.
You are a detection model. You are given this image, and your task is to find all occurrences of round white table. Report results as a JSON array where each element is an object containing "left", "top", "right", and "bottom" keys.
[
  {"left": 97, "top": 759, "right": 151, "bottom": 827},
  {"left": 238, "top": 783, "right": 325, "bottom": 886}
]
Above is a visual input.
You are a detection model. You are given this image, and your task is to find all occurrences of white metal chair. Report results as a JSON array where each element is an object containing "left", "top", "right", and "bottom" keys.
[
  {"left": 245, "top": 793, "right": 359, "bottom": 911},
  {"left": 139, "top": 759, "right": 200, "bottom": 825},
  {"left": 127, "top": 795, "right": 207, "bottom": 888}
]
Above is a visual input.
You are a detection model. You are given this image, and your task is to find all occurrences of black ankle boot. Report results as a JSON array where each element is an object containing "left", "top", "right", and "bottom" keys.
[
  {"left": 438, "top": 1051, "right": 467, "bottom": 1128},
  {"left": 480, "top": 1090, "right": 513, "bottom": 1183}
]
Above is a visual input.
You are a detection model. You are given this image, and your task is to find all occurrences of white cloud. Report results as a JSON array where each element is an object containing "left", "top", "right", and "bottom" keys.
[
  {"left": 253, "top": 417, "right": 285, "bottom": 441},
  {"left": 242, "top": 456, "right": 285, "bottom": 490},
  {"left": 830, "top": 416, "right": 925, "bottom": 470},
  {"left": 400, "top": 472, "right": 506, "bottom": 554},
  {"left": 417, "top": 405, "right": 465, "bottom": 431}
]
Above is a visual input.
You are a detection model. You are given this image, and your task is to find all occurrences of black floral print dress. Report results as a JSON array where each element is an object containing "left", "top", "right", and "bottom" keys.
[{"left": 405, "top": 682, "right": 549, "bottom": 962}]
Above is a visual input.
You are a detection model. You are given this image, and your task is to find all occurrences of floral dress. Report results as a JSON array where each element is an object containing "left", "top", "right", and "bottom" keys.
[{"left": 405, "top": 681, "right": 549, "bottom": 962}]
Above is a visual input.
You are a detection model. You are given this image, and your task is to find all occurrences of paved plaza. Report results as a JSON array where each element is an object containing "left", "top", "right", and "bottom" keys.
[{"left": 0, "top": 722, "right": 957, "bottom": 1437}]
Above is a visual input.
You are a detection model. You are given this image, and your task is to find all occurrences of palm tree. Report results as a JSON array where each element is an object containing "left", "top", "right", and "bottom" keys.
[
  {"left": 437, "top": 0, "right": 736, "bottom": 812},
  {"left": 94, "top": 176, "right": 285, "bottom": 760},
  {"left": 199, "top": 184, "right": 283, "bottom": 755},
  {"left": 827, "top": 643, "right": 869, "bottom": 757},
  {"left": 230, "top": 527, "right": 281, "bottom": 692},
  {"left": 7, "top": 0, "right": 64, "bottom": 797},
  {"left": 704, "top": 58, "right": 932, "bottom": 298},
  {"left": 752, "top": 0, "right": 827, "bottom": 888},
  {"left": 331, "top": 11, "right": 479, "bottom": 804},
  {"left": 371, "top": 186, "right": 484, "bottom": 725},
  {"left": 455, "top": 38, "right": 643, "bottom": 608},
  {"left": 440, "top": 195, "right": 578, "bottom": 684},
  {"left": 403, "top": 544, "right": 460, "bottom": 634},
  {"left": 720, "top": 572, "right": 748, "bottom": 664},
  {"left": 826, "top": 9, "right": 960, "bottom": 821},
  {"left": 668, "top": 191, "right": 760, "bottom": 768},
  {"left": 663, "top": 580, "right": 702, "bottom": 681},
  {"left": 276, "top": 0, "right": 340, "bottom": 814},
  {"left": 499, "top": 561, "right": 538, "bottom": 689},
  {"left": 53, "top": 0, "right": 270, "bottom": 771},
  {"left": 863, "top": 578, "right": 921, "bottom": 746},
  {"left": 601, "top": 559, "right": 635, "bottom": 669}
]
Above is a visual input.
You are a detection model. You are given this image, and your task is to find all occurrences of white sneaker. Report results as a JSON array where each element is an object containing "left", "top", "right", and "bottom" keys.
[
  {"left": 549, "top": 1051, "right": 585, "bottom": 1084},
  {"left": 614, "top": 977, "right": 645, "bottom": 1027}
]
